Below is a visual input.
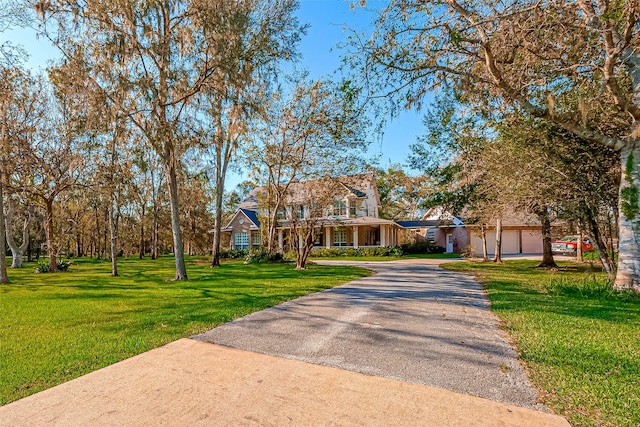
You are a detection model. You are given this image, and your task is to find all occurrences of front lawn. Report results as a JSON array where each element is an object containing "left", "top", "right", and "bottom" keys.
[
  {"left": 0, "top": 256, "right": 370, "bottom": 405},
  {"left": 443, "top": 260, "right": 640, "bottom": 427}
]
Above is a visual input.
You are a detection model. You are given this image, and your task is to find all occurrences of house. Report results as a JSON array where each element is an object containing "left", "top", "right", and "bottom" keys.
[
  {"left": 397, "top": 208, "right": 466, "bottom": 253},
  {"left": 398, "top": 208, "right": 561, "bottom": 255},
  {"left": 222, "top": 173, "right": 402, "bottom": 251}
]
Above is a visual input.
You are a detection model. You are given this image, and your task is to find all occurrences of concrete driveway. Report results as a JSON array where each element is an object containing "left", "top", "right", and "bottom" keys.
[
  {"left": 194, "top": 259, "right": 543, "bottom": 410},
  {"left": 1, "top": 258, "right": 569, "bottom": 426}
]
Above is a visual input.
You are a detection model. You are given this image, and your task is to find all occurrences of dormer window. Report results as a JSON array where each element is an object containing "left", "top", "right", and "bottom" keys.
[{"left": 333, "top": 200, "right": 347, "bottom": 216}]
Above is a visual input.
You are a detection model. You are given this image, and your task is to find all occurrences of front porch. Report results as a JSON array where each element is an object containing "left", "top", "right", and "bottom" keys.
[{"left": 277, "top": 219, "right": 401, "bottom": 252}]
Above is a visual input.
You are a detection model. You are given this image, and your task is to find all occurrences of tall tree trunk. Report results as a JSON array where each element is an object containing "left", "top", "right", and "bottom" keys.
[
  {"left": 210, "top": 110, "right": 235, "bottom": 268},
  {"left": 211, "top": 179, "right": 224, "bottom": 267},
  {"left": 536, "top": 211, "right": 557, "bottom": 268},
  {"left": 102, "top": 206, "right": 109, "bottom": 259},
  {"left": 481, "top": 223, "right": 489, "bottom": 261},
  {"left": 166, "top": 159, "right": 188, "bottom": 280},
  {"left": 493, "top": 218, "right": 502, "bottom": 263},
  {"left": 576, "top": 226, "right": 583, "bottom": 263},
  {"left": 152, "top": 201, "right": 159, "bottom": 260},
  {"left": 614, "top": 143, "right": 640, "bottom": 290},
  {"left": 139, "top": 204, "right": 145, "bottom": 259},
  {"left": 109, "top": 199, "right": 119, "bottom": 277},
  {"left": 76, "top": 232, "right": 82, "bottom": 258},
  {"left": 93, "top": 205, "right": 100, "bottom": 258},
  {"left": 27, "top": 237, "right": 33, "bottom": 262},
  {"left": 5, "top": 199, "right": 32, "bottom": 268},
  {"left": 44, "top": 199, "right": 58, "bottom": 273},
  {"left": 0, "top": 181, "right": 9, "bottom": 283}
]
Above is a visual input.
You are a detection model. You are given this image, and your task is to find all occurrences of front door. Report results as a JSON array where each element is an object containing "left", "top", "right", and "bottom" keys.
[{"left": 446, "top": 233, "right": 454, "bottom": 253}]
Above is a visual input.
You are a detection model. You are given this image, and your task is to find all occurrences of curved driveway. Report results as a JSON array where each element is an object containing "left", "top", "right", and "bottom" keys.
[{"left": 194, "top": 259, "right": 544, "bottom": 410}]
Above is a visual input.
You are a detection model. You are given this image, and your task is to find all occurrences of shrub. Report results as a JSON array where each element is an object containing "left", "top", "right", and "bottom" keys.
[
  {"left": 244, "top": 249, "right": 286, "bottom": 264},
  {"left": 33, "top": 259, "right": 73, "bottom": 273},
  {"left": 57, "top": 260, "right": 73, "bottom": 271},
  {"left": 400, "top": 240, "right": 446, "bottom": 255},
  {"left": 33, "top": 261, "right": 51, "bottom": 274},
  {"left": 218, "top": 249, "right": 248, "bottom": 259},
  {"left": 285, "top": 249, "right": 298, "bottom": 261},
  {"left": 309, "top": 246, "right": 403, "bottom": 258}
]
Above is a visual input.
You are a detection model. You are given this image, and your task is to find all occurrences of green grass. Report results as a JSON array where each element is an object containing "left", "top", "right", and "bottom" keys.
[
  {"left": 0, "top": 256, "right": 370, "bottom": 405},
  {"left": 443, "top": 260, "right": 640, "bottom": 427}
]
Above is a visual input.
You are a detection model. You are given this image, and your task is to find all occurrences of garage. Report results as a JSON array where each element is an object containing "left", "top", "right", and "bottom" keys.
[{"left": 470, "top": 230, "right": 521, "bottom": 255}]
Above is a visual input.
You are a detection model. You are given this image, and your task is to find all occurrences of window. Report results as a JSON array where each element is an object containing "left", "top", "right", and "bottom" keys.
[
  {"left": 314, "top": 230, "right": 324, "bottom": 246},
  {"left": 426, "top": 229, "right": 436, "bottom": 242},
  {"left": 252, "top": 233, "right": 261, "bottom": 248},
  {"left": 349, "top": 200, "right": 357, "bottom": 217},
  {"left": 334, "top": 229, "right": 347, "bottom": 246},
  {"left": 276, "top": 207, "right": 285, "bottom": 220},
  {"left": 333, "top": 200, "right": 347, "bottom": 216},
  {"left": 235, "top": 232, "right": 249, "bottom": 249},
  {"left": 296, "top": 205, "right": 305, "bottom": 219}
]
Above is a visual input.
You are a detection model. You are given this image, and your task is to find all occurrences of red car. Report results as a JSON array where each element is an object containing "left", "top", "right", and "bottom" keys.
[{"left": 551, "top": 236, "right": 594, "bottom": 255}]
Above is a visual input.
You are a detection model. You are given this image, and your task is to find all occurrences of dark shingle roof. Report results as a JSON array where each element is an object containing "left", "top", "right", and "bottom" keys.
[
  {"left": 240, "top": 208, "right": 260, "bottom": 227},
  {"left": 395, "top": 220, "right": 443, "bottom": 228},
  {"left": 342, "top": 184, "right": 366, "bottom": 198}
]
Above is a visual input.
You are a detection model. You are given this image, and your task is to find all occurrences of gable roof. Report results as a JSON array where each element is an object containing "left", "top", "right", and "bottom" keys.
[
  {"left": 238, "top": 173, "right": 376, "bottom": 209},
  {"left": 240, "top": 208, "right": 260, "bottom": 227},
  {"left": 221, "top": 208, "right": 261, "bottom": 231}
]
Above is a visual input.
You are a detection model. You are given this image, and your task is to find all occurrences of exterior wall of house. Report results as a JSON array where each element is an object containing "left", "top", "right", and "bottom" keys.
[
  {"left": 227, "top": 213, "right": 259, "bottom": 250},
  {"left": 364, "top": 182, "right": 379, "bottom": 218},
  {"left": 436, "top": 227, "right": 468, "bottom": 253}
]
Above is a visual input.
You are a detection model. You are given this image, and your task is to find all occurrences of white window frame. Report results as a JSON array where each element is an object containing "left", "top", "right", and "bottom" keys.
[
  {"left": 349, "top": 200, "right": 357, "bottom": 217},
  {"left": 333, "top": 200, "right": 347, "bottom": 216},
  {"left": 252, "top": 233, "right": 261, "bottom": 247},
  {"left": 334, "top": 229, "right": 347, "bottom": 246},
  {"left": 235, "top": 232, "right": 249, "bottom": 250},
  {"left": 426, "top": 229, "right": 437, "bottom": 241}
]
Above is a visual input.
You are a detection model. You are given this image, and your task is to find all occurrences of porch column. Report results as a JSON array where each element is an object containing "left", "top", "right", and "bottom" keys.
[
  {"left": 325, "top": 226, "right": 332, "bottom": 248},
  {"left": 380, "top": 225, "right": 387, "bottom": 246},
  {"left": 278, "top": 229, "right": 283, "bottom": 251},
  {"left": 352, "top": 226, "right": 359, "bottom": 249}
]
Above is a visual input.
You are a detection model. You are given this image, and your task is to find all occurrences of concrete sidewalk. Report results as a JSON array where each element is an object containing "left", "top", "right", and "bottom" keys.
[{"left": 0, "top": 339, "right": 569, "bottom": 427}]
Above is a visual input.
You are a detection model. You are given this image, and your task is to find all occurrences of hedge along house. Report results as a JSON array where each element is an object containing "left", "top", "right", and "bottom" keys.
[{"left": 223, "top": 173, "right": 403, "bottom": 251}]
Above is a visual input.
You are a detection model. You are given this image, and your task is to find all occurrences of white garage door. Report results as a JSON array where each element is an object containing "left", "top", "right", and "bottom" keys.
[{"left": 470, "top": 230, "right": 520, "bottom": 255}]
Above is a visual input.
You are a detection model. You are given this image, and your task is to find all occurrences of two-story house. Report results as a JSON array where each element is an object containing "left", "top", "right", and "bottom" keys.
[{"left": 222, "top": 173, "right": 402, "bottom": 251}]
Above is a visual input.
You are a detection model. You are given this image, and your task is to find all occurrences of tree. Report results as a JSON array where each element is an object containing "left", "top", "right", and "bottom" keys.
[
  {"left": 5, "top": 197, "right": 33, "bottom": 268},
  {"left": 249, "top": 77, "right": 369, "bottom": 256},
  {"left": 285, "top": 178, "right": 342, "bottom": 269},
  {"left": 0, "top": 2, "right": 29, "bottom": 282},
  {"left": 376, "top": 167, "right": 428, "bottom": 220},
  {"left": 35, "top": 0, "right": 304, "bottom": 280},
  {"left": 14, "top": 81, "right": 83, "bottom": 273},
  {"left": 353, "top": 1, "right": 640, "bottom": 290}
]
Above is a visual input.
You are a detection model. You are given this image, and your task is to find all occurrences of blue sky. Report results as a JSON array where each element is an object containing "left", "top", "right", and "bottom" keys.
[
  {"left": 296, "top": 0, "right": 426, "bottom": 172},
  {"left": 3, "top": 0, "right": 428, "bottom": 187}
]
